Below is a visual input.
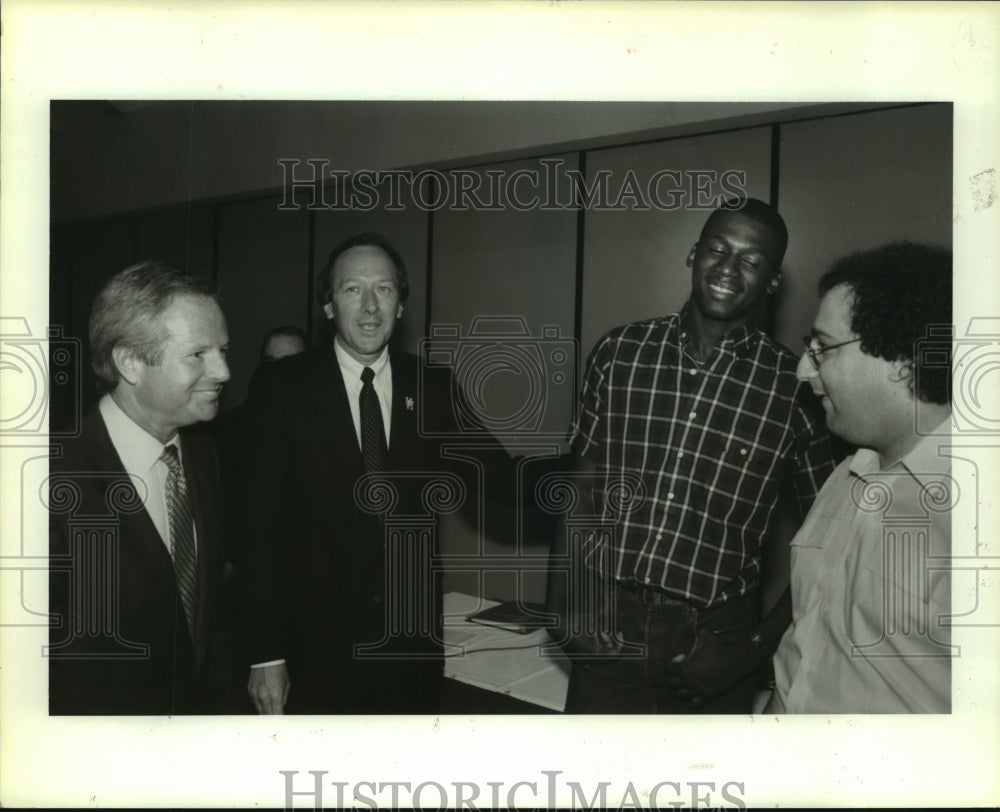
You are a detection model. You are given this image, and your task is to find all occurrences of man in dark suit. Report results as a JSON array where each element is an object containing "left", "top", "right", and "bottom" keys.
[
  {"left": 236, "top": 232, "right": 498, "bottom": 715},
  {"left": 48, "top": 261, "right": 231, "bottom": 714}
]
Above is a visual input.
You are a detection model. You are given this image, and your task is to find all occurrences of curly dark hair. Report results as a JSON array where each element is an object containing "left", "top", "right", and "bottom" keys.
[{"left": 818, "top": 241, "right": 952, "bottom": 405}]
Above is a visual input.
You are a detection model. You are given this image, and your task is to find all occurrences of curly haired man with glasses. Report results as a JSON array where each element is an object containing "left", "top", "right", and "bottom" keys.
[{"left": 768, "top": 241, "right": 953, "bottom": 713}]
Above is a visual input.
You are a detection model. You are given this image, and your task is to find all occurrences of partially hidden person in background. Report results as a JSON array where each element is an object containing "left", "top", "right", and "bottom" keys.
[{"left": 259, "top": 325, "right": 307, "bottom": 364}]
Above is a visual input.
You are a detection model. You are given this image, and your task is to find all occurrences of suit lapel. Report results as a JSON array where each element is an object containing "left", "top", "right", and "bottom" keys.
[
  {"left": 85, "top": 411, "right": 172, "bottom": 565},
  {"left": 388, "top": 350, "right": 419, "bottom": 467},
  {"left": 85, "top": 410, "right": 196, "bottom": 654},
  {"left": 313, "top": 348, "right": 365, "bottom": 471}
]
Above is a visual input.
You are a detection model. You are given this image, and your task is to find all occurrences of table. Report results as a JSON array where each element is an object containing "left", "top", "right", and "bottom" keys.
[
  {"left": 442, "top": 592, "right": 570, "bottom": 712},
  {"left": 441, "top": 592, "right": 771, "bottom": 713}
]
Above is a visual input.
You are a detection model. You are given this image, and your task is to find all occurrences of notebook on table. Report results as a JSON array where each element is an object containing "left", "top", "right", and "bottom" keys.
[{"left": 465, "top": 600, "right": 552, "bottom": 634}]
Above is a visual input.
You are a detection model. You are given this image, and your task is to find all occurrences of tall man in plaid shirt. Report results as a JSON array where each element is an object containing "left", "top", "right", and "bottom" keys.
[{"left": 550, "top": 198, "right": 836, "bottom": 713}]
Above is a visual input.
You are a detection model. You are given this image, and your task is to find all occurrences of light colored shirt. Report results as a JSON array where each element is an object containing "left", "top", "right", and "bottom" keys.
[
  {"left": 334, "top": 338, "right": 392, "bottom": 448},
  {"left": 771, "top": 421, "right": 953, "bottom": 713},
  {"left": 99, "top": 393, "right": 193, "bottom": 553}
]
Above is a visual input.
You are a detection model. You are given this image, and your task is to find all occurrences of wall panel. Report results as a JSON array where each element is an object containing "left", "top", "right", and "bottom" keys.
[
  {"left": 69, "top": 217, "right": 137, "bottom": 413},
  {"left": 431, "top": 154, "right": 580, "bottom": 445},
  {"left": 215, "top": 195, "right": 310, "bottom": 410},
  {"left": 135, "top": 206, "right": 216, "bottom": 278},
  {"left": 776, "top": 104, "right": 953, "bottom": 350},
  {"left": 431, "top": 155, "right": 581, "bottom": 602}
]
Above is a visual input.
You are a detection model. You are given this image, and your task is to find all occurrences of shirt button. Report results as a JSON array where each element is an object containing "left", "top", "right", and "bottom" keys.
[
  {"left": 677, "top": 451, "right": 684, "bottom": 459},
  {"left": 689, "top": 368, "right": 698, "bottom": 375},
  {"left": 667, "top": 492, "right": 675, "bottom": 500},
  {"left": 656, "top": 533, "right": 663, "bottom": 541},
  {"left": 740, "top": 448, "right": 748, "bottom": 456},
  {"left": 688, "top": 411, "right": 697, "bottom": 420},
  {"left": 373, "top": 594, "right": 383, "bottom": 604}
]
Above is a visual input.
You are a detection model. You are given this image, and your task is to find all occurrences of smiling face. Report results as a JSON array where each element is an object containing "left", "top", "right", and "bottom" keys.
[
  {"left": 687, "top": 211, "right": 783, "bottom": 329},
  {"left": 326, "top": 245, "right": 403, "bottom": 364},
  {"left": 797, "top": 284, "right": 914, "bottom": 459},
  {"left": 119, "top": 294, "right": 230, "bottom": 442}
]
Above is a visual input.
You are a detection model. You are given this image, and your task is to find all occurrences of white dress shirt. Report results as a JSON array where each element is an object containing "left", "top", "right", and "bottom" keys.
[
  {"left": 334, "top": 338, "right": 393, "bottom": 448},
  {"left": 99, "top": 393, "right": 193, "bottom": 553}
]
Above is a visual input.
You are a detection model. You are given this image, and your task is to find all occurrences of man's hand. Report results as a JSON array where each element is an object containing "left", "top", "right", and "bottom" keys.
[
  {"left": 664, "top": 627, "right": 760, "bottom": 707},
  {"left": 549, "top": 609, "right": 624, "bottom": 660},
  {"left": 558, "top": 627, "right": 623, "bottom": 659},
  {"left": 248, "top": 663, "right": 290, "bottom": 714}
]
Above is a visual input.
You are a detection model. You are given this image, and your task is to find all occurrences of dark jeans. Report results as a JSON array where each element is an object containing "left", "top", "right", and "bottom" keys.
[{"left": 564, "top": 584, "right": 758, "bottom": 714}]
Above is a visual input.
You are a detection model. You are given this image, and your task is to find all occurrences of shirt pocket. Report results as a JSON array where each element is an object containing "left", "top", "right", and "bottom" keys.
[
  {"left": 856, "top": 526, "right": 934, "bottom": 602},
  {"left": 787, "top": 514, "right": 844, "bottom": 610},
  {"left": 789, "top": 511, "right": 841, "bottom": 552},
  {"left": 718, "top": 438, "right": 785, "bottom": 495}
]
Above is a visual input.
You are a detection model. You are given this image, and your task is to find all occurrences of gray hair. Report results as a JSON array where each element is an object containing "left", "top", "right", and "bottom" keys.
[{"left": 88, "top": 260, "right": 218, "bottom": 393}]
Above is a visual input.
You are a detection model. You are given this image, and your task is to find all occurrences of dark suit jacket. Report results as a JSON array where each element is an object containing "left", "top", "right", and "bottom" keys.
[
  {"left": 48, "top": 407, "right": 224, "bottom": 714},
  {"left": 234, "top": 347, "right": 508, "bottom": 714}
]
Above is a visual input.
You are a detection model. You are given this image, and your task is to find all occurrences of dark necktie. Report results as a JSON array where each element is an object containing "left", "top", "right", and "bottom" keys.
[
  {"left": 360, "top": 366, "right": 389, "bottom": 472},
  {"left": 160, "top": 444, "right": 198, "bottom": 636}
]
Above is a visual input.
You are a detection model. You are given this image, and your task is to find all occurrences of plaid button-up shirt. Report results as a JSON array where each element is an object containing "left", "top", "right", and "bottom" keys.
[{"left": 571, "top": 308, "right": 836, "bottom": 608}]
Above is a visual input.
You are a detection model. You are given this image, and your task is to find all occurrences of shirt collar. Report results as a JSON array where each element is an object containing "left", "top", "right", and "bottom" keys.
[
  {"left": 334, "top": 337, "right": 389, "bottom": 384},
  {"left": 676, "top": 303, "right": 761, "bottom": 358},
  {"left": 99, "top": 393, "right": 180, "bottom": 478},
  {"left": 898, "top": 415, "right": 952, "bottom": 484},
  {"left": 848, "top": 414, "right": 952, "bottom": 486}
]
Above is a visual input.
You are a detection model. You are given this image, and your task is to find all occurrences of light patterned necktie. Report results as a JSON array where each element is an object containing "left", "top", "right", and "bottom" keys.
[
  {"left": 160, "top": 444, "right": 198, "bottom": 636},
  {"left": 360, "top": 366, "right": 389, "bottom": 473}
]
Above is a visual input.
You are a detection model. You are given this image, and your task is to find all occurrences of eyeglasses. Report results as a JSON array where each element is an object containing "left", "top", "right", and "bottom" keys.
[{"left": 801, "top": 336, "right": 862, "bottom": 370}]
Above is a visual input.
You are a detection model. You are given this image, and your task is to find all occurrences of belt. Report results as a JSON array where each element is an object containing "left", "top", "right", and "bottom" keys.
[
  {"left": 615, "top": 579, "right": 689, "bottom": 608},
  {"left": 615, "top": 580, "right": 753, "bottom": 619}
]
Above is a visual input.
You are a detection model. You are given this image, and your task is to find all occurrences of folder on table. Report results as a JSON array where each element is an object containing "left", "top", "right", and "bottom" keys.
[{"left": 465, "top": 600, "right": 552, "bottom": 634}]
